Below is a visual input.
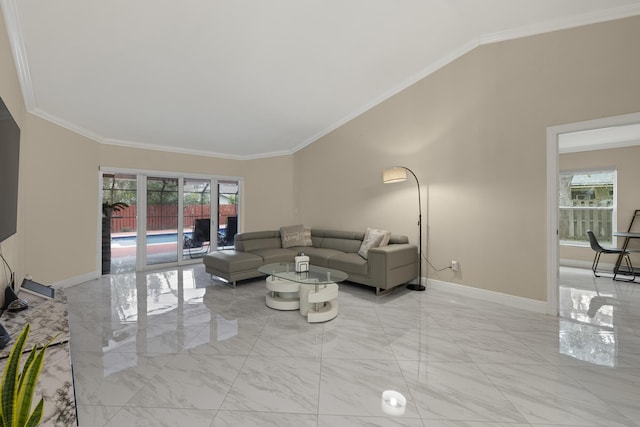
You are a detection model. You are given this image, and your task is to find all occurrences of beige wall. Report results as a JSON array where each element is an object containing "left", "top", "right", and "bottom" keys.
[
  {"left": 294, "top": 16, "right": 640, "bottom": 302},
  {"left": 19, "top": 115, "right": 100, "bottom": 282},
  {"left": 560, "top": 145, "right": 640, "bottom": 265},
  {"left": 240, "top": 156, "right": 295, "bottom": 231}
]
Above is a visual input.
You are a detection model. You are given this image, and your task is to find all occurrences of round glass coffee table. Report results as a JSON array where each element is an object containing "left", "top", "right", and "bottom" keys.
[{"left": 258, "top": 262, "right": 348, "bottom": 323}]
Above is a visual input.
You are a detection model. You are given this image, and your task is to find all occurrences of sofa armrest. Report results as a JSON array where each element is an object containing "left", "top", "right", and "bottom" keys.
[
  {"left": 368, "top": 243, "right": 418, "bottom": 265},
  {"left": 367, "top": 244, "right": 419, "bottom": 289}
]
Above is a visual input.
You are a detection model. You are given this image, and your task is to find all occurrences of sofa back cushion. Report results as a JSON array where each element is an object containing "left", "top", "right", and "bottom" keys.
[
  {"left": 234, "top": 229, "right": 410, "bottom": 254},
  {"left": 311, "top": 229, "right": 364, "bottom": 254},
  {"left": 389, "top": 234, "right": 409, "bottom": 244},
  {"left": 235, "top": 230, "right": 282, "bottom": 252},
  {"left": 321, "top": 238, "right": 362, "bottom": 253}
]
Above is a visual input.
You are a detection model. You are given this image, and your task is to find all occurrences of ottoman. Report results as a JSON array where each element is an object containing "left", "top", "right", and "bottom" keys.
[{"left": 203, "top": 250, "right": 264, "bottom": 287}]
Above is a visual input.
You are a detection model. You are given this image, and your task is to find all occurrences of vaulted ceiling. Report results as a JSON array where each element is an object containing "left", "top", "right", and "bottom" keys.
[{"left": 3, "top": 0, "right": 640, "bottom": 159}]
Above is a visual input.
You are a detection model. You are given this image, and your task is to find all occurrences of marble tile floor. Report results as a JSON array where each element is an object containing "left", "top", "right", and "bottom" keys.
[{"left": 63, "top": 265, "right": 640, "bottom": 426}]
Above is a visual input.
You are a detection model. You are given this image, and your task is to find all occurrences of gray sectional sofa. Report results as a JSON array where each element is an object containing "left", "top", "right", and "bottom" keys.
[{"left": 203, "top": 228, "right": 419, "bottom": 295}]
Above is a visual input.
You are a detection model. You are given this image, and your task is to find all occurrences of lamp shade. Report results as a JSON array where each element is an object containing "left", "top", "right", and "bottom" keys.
[{"left": 383, "top": 167, "right": 408, "bottom": 183}]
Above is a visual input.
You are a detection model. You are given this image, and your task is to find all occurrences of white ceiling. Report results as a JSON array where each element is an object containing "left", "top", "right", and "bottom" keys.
[{"left": 3, "top": 0, "right": 640, "bottom": 159}]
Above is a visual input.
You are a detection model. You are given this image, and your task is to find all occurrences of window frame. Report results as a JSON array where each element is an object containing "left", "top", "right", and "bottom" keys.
[{"left": 559, "top": 168, "right": 617, "bottom": 247}]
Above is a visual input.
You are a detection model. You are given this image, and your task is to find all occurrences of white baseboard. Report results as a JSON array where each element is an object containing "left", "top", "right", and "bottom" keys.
[
  {"left": 51, "top": 271, "right": 100, "bottom": 289},
  {"left": 426, "top": 278, "right": 549, "bottom": 314},
  {"left": 560, "top": 259, "right": 599, "bottom": 269}
]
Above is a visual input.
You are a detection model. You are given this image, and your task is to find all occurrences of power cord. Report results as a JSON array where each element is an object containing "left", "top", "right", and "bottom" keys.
[
  {"left": 424, "top": 254, "right": 453, "bottom": 272},
  {"left": 0, "top": 252, "right": 14, "bottom": 289}
]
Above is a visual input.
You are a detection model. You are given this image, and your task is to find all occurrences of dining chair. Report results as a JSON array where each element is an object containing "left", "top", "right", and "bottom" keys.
[{"left": 587, "top": 230, "right": 635, "bottom": 280}]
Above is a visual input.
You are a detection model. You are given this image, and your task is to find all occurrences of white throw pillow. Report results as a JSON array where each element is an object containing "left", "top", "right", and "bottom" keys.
[
  {"left": 372, "top": 228, "right": 392, "bottom": 246},
  {"left": 358, "top": 228, "right": 387, "bottom": 259}
]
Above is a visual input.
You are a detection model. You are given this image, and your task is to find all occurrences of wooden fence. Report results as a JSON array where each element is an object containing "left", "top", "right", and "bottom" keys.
[
  {"left": 559, "top": 206, "right": 613, "bottom": 242},
  {"left": 111, "top": 204, "right": 237, "bottom": 233}
]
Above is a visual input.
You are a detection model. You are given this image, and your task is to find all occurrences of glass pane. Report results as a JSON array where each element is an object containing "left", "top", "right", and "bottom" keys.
[
  {"left": 182, "top": 178, "right": 211, "bottom": 260},
  {"left": 103, "top": 173, "right": 137, "bottom": 273},
  {"left": 559, "top": 170, "right": 614, "bottom": 245},
  {"left": 218, "top": 181, "right": 238, "bottom": 249},
  {"left": 146, "top": 176, "right": 179, "bottom": 265}
]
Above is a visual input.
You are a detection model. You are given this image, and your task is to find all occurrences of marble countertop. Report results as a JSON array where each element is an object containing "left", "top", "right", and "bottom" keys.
[
  {"left": 0, "top": 293, "right": 77, "bottom": 426},
  {"left": 0, "top": 297, "right": 70, "bottom": 358}
]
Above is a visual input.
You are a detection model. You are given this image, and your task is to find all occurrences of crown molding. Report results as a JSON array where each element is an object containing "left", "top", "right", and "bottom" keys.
[
  {"left": 1, "top": 0, "right": 35, "bottom": 110},
  {"left": 479, "top": 3, "right": 640, "bottom": 45},
  {"left": 31, "top": 105, "right": 295, "bottom": 160},
  {"left": 100, "top": 137, "right": 294, "bottom": 161}
]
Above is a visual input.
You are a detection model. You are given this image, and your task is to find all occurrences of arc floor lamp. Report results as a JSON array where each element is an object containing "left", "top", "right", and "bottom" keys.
[{"left": 383, "top": 166, "right": 425, "bottom": 291}]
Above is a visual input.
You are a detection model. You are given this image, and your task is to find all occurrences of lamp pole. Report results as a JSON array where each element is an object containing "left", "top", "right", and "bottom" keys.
[
  {"left": 382, "top": 165, "right": 426, "bottom": 291},
  {"left": 400, "top": 167, "right": 425, "bottom": 291}
]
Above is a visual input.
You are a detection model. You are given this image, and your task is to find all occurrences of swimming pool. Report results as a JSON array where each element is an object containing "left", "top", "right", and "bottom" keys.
[{"left": 112, "top": 233, "right": 192, "bottom": 247}]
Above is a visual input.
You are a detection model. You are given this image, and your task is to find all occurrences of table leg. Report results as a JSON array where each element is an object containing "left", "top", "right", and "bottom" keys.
[{"left": 614, "top": 236, "right": 632, "bottom": 280}]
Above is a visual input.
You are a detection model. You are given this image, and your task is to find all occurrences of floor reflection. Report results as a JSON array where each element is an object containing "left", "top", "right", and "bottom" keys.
[
  {"left": 559, "top": 266, "right": 639, "bottom": 367},
  {"left": 64, "top": 265, "right": 640, "bottom": 426}
]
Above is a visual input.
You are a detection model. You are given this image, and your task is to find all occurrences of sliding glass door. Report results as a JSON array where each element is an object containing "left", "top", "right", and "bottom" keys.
[
  {"left": 102, "top": 173, "right": 137, "bottom": 273},
  {"left": 101, "top": 169, "right": 240, "bottom": 273},
  {"left": 217, "top": 181, "right": 239, "bottom": 249},
  {"left": 182, "top": 179, "right": 212, "bottom": 261},
  {"left": 146, "top": 176, "right": 180, "bottom": 266}
]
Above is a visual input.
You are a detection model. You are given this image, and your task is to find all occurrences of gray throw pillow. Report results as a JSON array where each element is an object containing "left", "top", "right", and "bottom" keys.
[{"left": 280, "top": 224, "right": 312, "bottom": 248}]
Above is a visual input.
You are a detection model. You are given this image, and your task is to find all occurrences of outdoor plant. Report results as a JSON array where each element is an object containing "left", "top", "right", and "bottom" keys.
[
  {"left": 102, "top": 201, "right": 129, "bottom": 217},
  {"left": 0, "top": 324, "right": 54, "bottom": 427}
]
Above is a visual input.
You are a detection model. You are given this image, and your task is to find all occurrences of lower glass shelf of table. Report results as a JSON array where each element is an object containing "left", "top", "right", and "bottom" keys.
[{"left": 259, "top": 262, "right": 347, "bottom": 323}]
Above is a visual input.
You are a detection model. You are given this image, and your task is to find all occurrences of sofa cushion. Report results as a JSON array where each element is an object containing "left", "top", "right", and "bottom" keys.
[
  {"left": 280, "top": 224, "right": 313, "bottom": 248},
  {"left": 235, "top": 230, "right": 281, "bottom": 252},
  {"left": 389, "top": 234, "right": 409, "bottom": 244},
  {"left": 357, "top": 229, "right": 387, "bottom": 259},
  {"left": 319, "top": 238, "right": 360, "bottom": 253},
  {"left": 250, "top": 248, "right": 298, "bottom": 264},
  {"left": 240, "top": 237, "right": 283, "bottom": 252},
  {"left": 328, "top": 253, "right": 368, "bottom": 276},
  {"left": 308, "top": 229, "right": 363, "bottom": 253},
  {"left": 203, "top": 250, "right": 263, "bottom": 273},
  {"left": 289, "top": 247, "right": 345, "bottom": 267}
]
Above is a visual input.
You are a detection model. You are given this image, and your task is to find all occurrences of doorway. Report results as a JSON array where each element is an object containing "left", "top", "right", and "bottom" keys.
[{"left": 546, "top": 112, "right": 640, "bottom": 315}]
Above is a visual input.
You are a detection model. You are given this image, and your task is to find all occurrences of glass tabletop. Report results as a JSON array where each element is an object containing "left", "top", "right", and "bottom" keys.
[{"left": 258, "top": 262, "right": 348, "bottom": 284}]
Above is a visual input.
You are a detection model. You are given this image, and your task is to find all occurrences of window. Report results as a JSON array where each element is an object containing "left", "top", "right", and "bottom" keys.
[{"left": 559, "top": 170, "right": 615, "bottom": 246}]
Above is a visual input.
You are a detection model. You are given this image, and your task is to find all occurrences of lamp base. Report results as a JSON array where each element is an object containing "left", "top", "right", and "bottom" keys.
[{"left": 407, "top": 284, "right": 426, "bottom": 291}]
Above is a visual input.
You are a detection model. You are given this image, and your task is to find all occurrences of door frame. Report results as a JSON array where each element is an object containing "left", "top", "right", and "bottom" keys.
[{"left": 546, "top": 111, "right": 640, "bottom": 315}]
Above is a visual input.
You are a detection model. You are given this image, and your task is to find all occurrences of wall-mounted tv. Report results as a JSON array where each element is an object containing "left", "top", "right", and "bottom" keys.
[{"left": 0, "top": 97, "right": 20, "bottom": 243}]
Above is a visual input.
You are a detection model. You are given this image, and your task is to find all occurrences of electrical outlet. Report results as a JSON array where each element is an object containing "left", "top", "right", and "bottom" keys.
[{"left": 451, "top": 260, "right": 459, "bottom": 272}]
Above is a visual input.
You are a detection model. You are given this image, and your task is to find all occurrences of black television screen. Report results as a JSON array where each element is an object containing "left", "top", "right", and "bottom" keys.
[{"left": 0, "top": 97, "right": 20, "bottom": 243}]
